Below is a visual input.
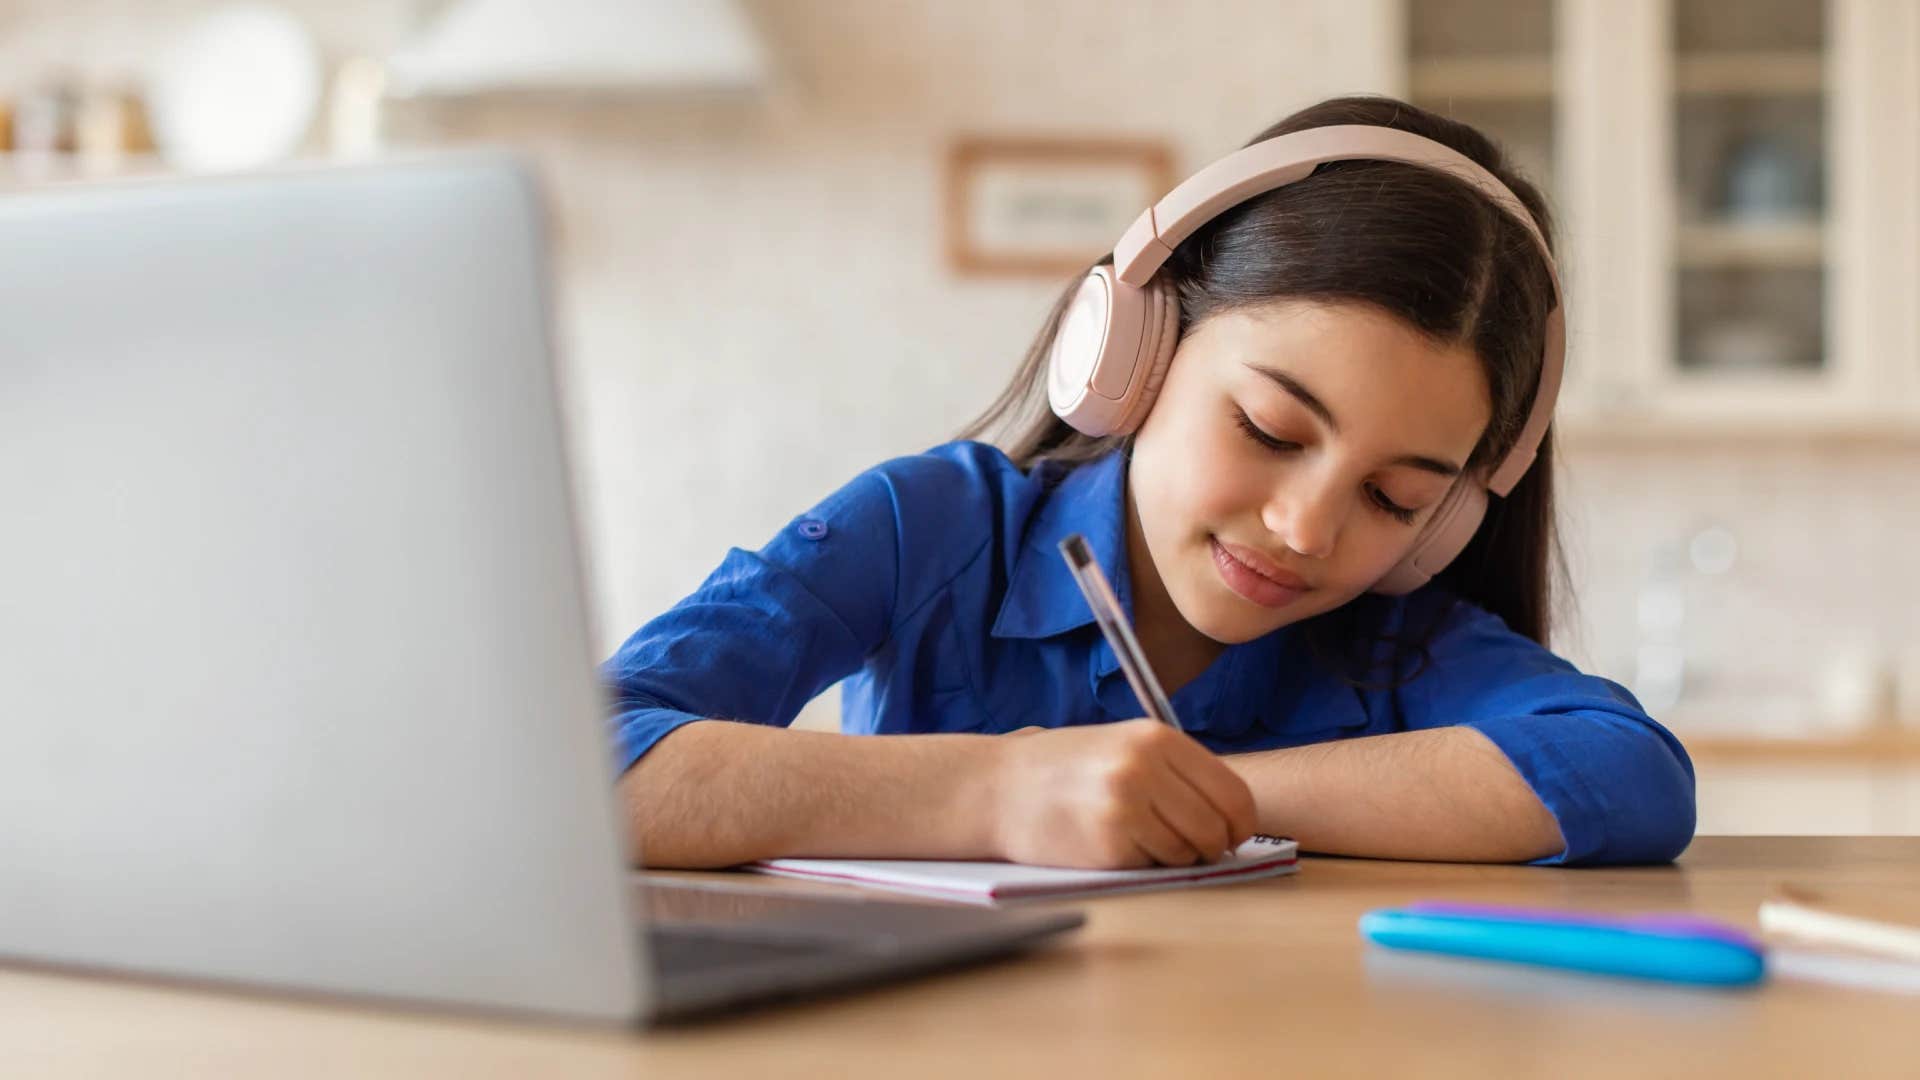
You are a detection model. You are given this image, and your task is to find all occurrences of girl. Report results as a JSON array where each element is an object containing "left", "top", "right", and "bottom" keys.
[{"left": 604, "top": 96, "right": 1696, "bottom": 870}]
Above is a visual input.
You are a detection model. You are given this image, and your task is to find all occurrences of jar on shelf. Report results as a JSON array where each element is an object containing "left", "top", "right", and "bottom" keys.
[
  {"left": 75, "top": 85, "right": 156, "bottom": 173},
  {"left": 11, "top": 81, "right": 78, "bottom": 156},
  {"left": 1719, "top": 133, "right": 1822, "bottom": 223}
]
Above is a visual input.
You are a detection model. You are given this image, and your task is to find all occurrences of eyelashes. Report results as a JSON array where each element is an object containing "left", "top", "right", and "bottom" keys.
[
  {"left": 1231, "top": 409, "right": 1420, "bottom": 525},
  {"left": 1232, "top": 408, "right": 1295, "bottom": 453}
]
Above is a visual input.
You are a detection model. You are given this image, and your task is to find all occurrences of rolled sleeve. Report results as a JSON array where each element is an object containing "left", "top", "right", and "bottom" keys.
[
  {"left": 600, "top": 443, "right": 1007, "bottom": 773},
  {"left": 608, "top": 706, "right": 711, "bottom": 773},
  {"left": 602, "top": 541, "right": 882, "bottom": 771},
  {"left": 1395, "top": 592, "right": 1697, "bottom": 866},
  {"left": 600, "top": 470, "right": 903, "bottom": 772}
]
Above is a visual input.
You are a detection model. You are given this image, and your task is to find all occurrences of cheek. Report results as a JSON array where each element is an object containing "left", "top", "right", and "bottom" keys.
[
  {"left": 1333, "top": 534, "right": 1426, "bottom": 596},
  {"left": 1145, "top": 425, "right": 1253, "bottom": 534}
]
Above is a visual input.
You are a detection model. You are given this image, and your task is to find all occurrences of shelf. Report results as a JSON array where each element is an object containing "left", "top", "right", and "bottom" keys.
[
  {"left": 1556, "top": 410, "right": 1920, "bottom": 450},
  {"left": 1408, "top": 57, "right": 1552, "bottom": 102},
  {"left": 1684, "top": 731, "right": 1920, "bottom": 764},
  {"left": 1674, "top": 50, "right": 1823, "bottom": 96},
  {"left": 0, "top": 151, "right": 167, "bottom": 188},
  {"left": 1411, "top": 47, "right": 1820, "bottom": 101},
  {"left": 1677, "top": 221, "right": 1823, "bottom": 269}
]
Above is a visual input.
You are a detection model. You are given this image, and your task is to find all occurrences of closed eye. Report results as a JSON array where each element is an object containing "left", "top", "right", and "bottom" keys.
[
  {"left": 1232, "top": 409, "right": 1420, "bottom": 525},
  {"left": 1233, "top": 409, "right": 1296, "bottom": 452}
]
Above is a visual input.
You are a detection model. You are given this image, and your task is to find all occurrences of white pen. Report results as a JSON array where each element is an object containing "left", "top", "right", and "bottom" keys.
[{"left": 1057, "top": 533, "right": 1184, "bottom": 733}]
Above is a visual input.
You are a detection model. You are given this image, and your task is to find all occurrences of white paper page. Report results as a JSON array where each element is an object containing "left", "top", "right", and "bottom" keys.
[{"left": 749, "top": 835, "right": 1298, "bottom": 905}]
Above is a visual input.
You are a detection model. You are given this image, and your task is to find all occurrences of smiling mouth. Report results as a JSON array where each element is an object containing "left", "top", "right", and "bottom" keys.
[{"left": 1210, "top": 537, "right": 1308, "bottom": 609}]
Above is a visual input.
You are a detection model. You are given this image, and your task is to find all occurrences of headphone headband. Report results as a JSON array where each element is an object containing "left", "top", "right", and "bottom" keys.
[{"left": 1109, "top": 125, "right": 1564, "bottom": 497}]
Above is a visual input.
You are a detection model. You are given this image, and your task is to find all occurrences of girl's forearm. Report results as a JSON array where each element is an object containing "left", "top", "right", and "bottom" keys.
[
  {"left": 616, "top": 720, "right": 1005, "bottom": 868},
  {"left": 1225, "top": 727, "right": 1563, "bottom": 863},
  {"left": 619, "top": 721, "right": 1560, "bottom": 868}
]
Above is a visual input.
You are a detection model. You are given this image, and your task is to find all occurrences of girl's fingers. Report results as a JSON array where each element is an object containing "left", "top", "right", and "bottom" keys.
[
  {"left": 1127, "top": 802, "right": 1207, "bottom": 867},
  {"left": 1161, "top": 736, "right": 1259, "bottom": 848},
  {"left": 1149, "top": 761, "right": 1235, "bottom": 861}
]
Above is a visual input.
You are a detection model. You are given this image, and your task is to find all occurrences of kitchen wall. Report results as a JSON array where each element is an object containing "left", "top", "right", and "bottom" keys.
[
  {"left": 6, "top": 0, "right": 1918, "bottom": 748},
  {"left": 389, "top": 0, "right": 1403, "bottom": 664},
  {"left": 1558, "top": 437, "right": 1920, "bottom": 734}
]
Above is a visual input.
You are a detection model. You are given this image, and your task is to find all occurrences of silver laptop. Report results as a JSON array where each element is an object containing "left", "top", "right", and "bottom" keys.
[{"left": 0, "top": 156, "right": 1081, "bottom": 1024}]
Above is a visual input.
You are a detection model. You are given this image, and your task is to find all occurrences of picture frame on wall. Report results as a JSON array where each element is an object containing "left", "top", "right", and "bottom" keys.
[{"left": 943, "top": 136, "right": 1176, "bottom": 278}]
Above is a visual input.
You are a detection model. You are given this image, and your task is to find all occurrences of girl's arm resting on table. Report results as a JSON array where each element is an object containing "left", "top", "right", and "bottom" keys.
[
  {"left": 606, "top": 450, "right": 1005, "bottom": 866},
  {"left": 607, "top": 448, "right": 1250, "bottom": 868},
  {"left": 1225, "top": 727, "right": 1563, "bottom": 863},
  {"left": 619, "top": 717, "right": 1257, "bottom": 870},
  {"left": 617, "top": 721, "right": 1003, "bottom": 868},
  {"left": 1264, "top": 590, "right": 1698, "bottom": 866}
]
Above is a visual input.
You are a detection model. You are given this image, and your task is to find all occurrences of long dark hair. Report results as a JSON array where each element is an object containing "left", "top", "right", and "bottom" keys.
[{"left": 956, "top": 96, "right": 1571, "bottom": 685}]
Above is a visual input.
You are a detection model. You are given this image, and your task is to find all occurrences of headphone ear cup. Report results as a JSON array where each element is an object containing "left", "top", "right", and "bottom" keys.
[
  {"left": 1371, "top": 481, "right": 1488, "bottom": 596},
  {"left": 1047, "top": 267, "right": 1175, "bottom": 437},
  {"left": 1111, "top": 278, "right": 1180, "bottom": 435}
]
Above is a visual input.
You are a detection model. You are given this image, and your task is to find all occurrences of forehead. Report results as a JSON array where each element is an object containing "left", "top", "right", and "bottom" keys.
[{"left": 1190, "top": 301, "right": 1491, "bottom": 456}]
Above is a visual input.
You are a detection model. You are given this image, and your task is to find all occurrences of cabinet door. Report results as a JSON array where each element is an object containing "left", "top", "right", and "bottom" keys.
[
  {"left": 1668, "top": 0, "right": 1828, "bottom": 392},
  {"left": 1399, "top": 0, "right": 1918, "bottom": 428},
  {"left": 1406, "top": 0, "right": 1557, "bottom": 200},
  {"left": 1834, "top": 0, "right": 1920, "bottom": 411},
  {"left": 1554, "top": 0, "right": 1920, "bottom": 428}
]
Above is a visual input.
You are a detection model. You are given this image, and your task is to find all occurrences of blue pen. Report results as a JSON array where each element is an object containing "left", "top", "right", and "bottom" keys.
[{"left": 1358, "top": 902, "right": 1767, "bottom": 987}]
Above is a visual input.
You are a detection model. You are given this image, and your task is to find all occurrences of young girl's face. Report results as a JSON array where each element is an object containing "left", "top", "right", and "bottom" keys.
[{"left": 1128, "top": 299, "right": 1492, "bottom": 645}]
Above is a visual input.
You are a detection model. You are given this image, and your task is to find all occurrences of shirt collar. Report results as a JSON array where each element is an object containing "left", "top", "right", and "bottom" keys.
[
  {"left": 991, "top": 448, "right": 1131, "bottom": 640},
  {"left": 988, "top": 445, "right": 1307, "bottom": 739}
]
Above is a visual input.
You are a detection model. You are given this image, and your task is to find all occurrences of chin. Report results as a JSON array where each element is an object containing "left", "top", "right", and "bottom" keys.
[{"left": 1180, "top": 584, "right": 1305, "bottom": 644}]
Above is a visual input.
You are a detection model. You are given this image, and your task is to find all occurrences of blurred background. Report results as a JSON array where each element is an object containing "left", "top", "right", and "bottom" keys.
[{"left": 4, "top": 0, "right": 1918, "bottom": 834}]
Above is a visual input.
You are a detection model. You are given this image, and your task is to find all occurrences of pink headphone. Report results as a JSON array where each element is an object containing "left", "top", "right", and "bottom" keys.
[{"left": 1046, "top": 124, "right": 1566, "bottom": 595}]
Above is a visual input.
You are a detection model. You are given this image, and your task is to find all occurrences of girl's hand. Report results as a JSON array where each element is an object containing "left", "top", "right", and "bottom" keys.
[{"left": 989, "top": 719, "right": 1257, "bottom": 869}]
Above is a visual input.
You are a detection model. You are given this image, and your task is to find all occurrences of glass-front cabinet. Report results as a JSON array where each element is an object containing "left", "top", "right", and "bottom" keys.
[
  {"left": 1407, "top": 0, "right": 1556, "bottom": 200},
  {"left": 1671, "top": 0, "right": 1825, "bottom": 384},
  {"left": 1397, "top": 0, "right": 1920, "bottom": 433}
]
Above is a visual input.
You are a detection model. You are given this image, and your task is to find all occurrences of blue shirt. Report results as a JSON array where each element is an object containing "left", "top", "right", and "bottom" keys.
[{"left": 602, "top": 441, "right": 1696, "bottom": 866}]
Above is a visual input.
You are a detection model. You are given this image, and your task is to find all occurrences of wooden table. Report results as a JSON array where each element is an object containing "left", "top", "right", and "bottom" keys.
[{"left": 3, "top": 837, "right": 1915, "bottom": 1078}]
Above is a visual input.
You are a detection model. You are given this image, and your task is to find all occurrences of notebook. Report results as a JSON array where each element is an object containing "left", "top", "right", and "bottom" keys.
[{"left": 748, "top": 835, "right": 1299, "bottom": 905}]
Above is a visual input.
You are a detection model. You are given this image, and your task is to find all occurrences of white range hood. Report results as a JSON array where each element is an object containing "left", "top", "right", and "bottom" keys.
[{"left": 386, "top": 0, "right": 769, "bottom": 97}]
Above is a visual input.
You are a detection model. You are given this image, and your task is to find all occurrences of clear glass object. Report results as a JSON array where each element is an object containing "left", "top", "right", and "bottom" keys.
[
  {"left": 1671, "top": 0, "right": 1826, "bottom": 377},
  {"left": 1407, "top": 0, "right": 1558, "bottom": 201}
]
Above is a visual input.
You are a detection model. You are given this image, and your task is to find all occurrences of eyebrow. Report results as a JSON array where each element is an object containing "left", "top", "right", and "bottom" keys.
[{"left": 1244, "top": 362, "right": 1464, "bottom": 478}]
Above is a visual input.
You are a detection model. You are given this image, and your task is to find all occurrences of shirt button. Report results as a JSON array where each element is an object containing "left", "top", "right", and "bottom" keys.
[{"left": 798, "top": 519, "right": 829, "bottom": 541}]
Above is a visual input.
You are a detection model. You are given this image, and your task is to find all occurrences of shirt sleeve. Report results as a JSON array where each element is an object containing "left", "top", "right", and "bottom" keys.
[
  {"left": 1392, "top": 591, "right": 1697, "bottom": 866},
  {"left": 599, "top": 445, "right": 997, "bottom": 773}
]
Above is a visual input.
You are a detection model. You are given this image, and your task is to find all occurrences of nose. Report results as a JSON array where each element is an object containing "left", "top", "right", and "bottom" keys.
[{"left": 1260, "top": 475, "right": 1344, "bottom": 561}]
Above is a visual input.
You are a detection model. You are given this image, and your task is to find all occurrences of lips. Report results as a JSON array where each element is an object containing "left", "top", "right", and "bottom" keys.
[
  {"left": 1213, "top": 538, "right": 1309, "bottom": 589},
  {"left": 1210, "top": 537, "right": 1309, "bottom": 609}
]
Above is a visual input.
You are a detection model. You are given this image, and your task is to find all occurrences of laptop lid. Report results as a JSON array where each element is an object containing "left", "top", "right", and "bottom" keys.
[{"left": 0, "top": 157, "right": 648, "bottom": 1022}]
